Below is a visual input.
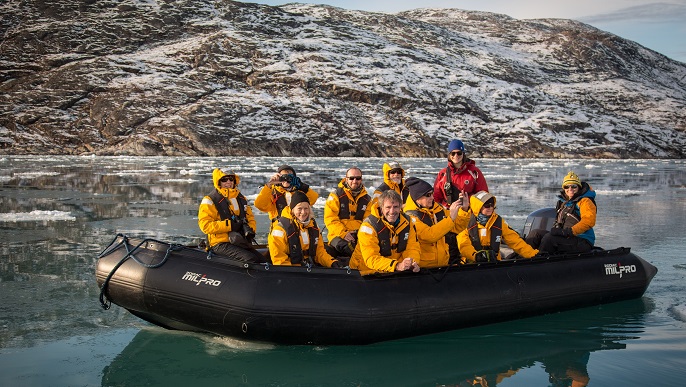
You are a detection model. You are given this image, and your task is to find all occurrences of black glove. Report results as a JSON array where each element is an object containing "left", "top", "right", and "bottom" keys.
[
  {"left": 533, "top": 251, "right": 550, "bottom": 259},
  {"left": 331, "top": 260, "right": 342, "bottom": 268},
  {"left": 290, "top": 176, "right": 302, "bottom": 190},
  {"left": 475, "top": 250, "right": 495, "bottom": 263},
  {"left": 549, "top": 227, "right": 564, "bottom": 237},
  {"left": 229, "top": 218, "right": 241, "bottom": 232},
  {"left": 244, "top": 227, "right": 256, "bottom": 241},
  {"left": 562, "top": 228, "right": 574, "bottom": 237}
]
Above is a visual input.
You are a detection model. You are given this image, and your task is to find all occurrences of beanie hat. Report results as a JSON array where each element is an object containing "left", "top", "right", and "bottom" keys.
[
  {"left": 562, "top": 171, "right": 581, "bottom": 188},
  {"left": 278, "top": 165, "right": 296, "bottom": 176},
  {"left": 405, "top": 177, "right": 433, "bottom": 200},
  {"left": 289, "top": 191, "right": 309, "bottom": 209},
  {"left": 447, "top": 139, "right": 465, "bottom": 153}
]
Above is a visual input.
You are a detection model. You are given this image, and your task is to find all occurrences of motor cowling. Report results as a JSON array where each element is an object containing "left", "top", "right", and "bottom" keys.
[{"left": 522, "top": 207, "right": 557, "bottom": 238}]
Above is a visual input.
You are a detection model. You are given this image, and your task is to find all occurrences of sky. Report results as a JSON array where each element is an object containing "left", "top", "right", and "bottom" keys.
[{"left": 252, "top": 0, "right": 686, "bottom": 63}]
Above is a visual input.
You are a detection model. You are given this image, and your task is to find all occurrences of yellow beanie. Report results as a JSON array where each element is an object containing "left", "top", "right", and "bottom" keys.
[{"left": 562, "top": 171, "right": 581, "bottom": 188}]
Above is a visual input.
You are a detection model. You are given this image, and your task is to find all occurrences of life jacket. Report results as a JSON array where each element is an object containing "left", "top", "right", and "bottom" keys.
[
  {"left": 467, "top": 214, "right": 503, "bottom": 253},
  {"left": 336, "top": 187, "right": 371, "bottom": 221},
  {"left": 443, "top": 163, "right": 480, "bottom": 204},
  {"left": 208, "top": 190, "right": 247, "bottom": 220},
  {"left": 404, "top": 208, "right": 446, "bottom": 227},
  {"left": 555, "top": 184, "right": 597, "bottom": 229},
  {"left": 365, "top": 213, "right": 410, "bottom": 257},
  {"left": 271, "top": 189, "right": 289, "bottom": 219},
  {"left": 376, "top": 182, "right": 410, "bottom": 203},
  {"left": 277, "top": 217, "right": 320, "bottom": 266}
]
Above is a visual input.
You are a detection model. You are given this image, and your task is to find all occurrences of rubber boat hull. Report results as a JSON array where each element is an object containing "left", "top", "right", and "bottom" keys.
[{"left": 96, "top": 235, "right": 657, "bottom": 345}]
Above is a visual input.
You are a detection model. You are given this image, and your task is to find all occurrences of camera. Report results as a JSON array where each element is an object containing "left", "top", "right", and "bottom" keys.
[{"left": 279, "top": 174, "right": 294, "bottom": 184}]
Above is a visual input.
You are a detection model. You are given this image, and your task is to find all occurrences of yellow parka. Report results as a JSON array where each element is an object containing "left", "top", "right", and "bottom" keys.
[
  {"left": 457, "top": 193, "right": 538, "bottom": 262},
  {"left": 349, "top": 203, "right": 421, "bottom": 275},
  {"left": 372, "top": 162, "right": 409, "bottom": 204},
  {"left": 254, "top": 184, "right": 319, "bottom": 220},
  {"left": 324, "top": 178, "right": 372, "bottom": 241},
  {"left": 268, "top": 206, "right": 338, "bottom": 267},
  {"left": 404, "top": 194, "right": 471, "bottom": 268},
  {"left": 198, "top": 169, "right": 257, "bottom": 248}
]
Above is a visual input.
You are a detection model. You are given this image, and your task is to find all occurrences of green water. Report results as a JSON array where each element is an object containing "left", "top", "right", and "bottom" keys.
[{"left": 1, "top": 156, "right": 685, "bottom": 386}]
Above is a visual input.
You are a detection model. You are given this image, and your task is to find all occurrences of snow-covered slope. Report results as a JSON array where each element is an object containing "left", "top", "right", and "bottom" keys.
[{"left": 1, "top": 0, "right": 684, "bottom": 157}]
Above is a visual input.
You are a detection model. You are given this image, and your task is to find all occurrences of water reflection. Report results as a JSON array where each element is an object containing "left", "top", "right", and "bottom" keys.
[{"left": 102, "top": 299, "right": 650, "bottom": 386}]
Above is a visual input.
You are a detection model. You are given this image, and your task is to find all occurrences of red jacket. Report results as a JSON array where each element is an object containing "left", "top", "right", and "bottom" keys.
[{"left": 433, "top": 159, "right": 488, "bottom": 208}]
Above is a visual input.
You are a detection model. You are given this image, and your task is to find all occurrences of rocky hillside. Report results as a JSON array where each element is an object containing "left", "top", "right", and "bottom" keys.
[{"left": 1, "top": 0, "right": 685, "bottom": 158}]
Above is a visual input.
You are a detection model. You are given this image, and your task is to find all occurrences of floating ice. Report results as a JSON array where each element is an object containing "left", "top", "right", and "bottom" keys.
[{"left": 0, "top": 210, "right": 76, "bottom": 222}]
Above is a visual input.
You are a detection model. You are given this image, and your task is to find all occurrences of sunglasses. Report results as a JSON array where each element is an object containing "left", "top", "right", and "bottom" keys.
[
  {"left": 389, "top": 169, "right": 402, "bottom": 175},
  {"left": 450, "top": 151, "right": 463, "bottom": 156},
  {"left": 563, "top": 184, "right": 579, "bottom": 190},
  {"left": 219, "top": 176, "right": 235, "bottom": 183},
  {"left": 482, "top": 202, "right": 495, "bottom": 208},
  {"left": 347, "top": 176, "right": 362, "bottom": 181}
]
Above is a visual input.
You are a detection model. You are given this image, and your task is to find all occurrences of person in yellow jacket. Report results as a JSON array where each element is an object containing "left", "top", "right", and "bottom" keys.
[
  {"left": 254, "top": 164, "right": 319, "bottom": 221},
  {"left": 268, "top": 191, "right": 342, "bottom": 268},
  {"left": 349, "top": 190, "right": 421, "bottom": 275},
  {"left": 403, "top": 177, "right": 471, "bottom": 267},
  {"left": 198, "top": 168, "right": 265, "bottom": 262},
  {"left": 372, "top": 161, "right": 409, "bottom": 205},
  {"left": 457, "top": 191, "right": 539, "bottom": 263},
  {"left": 324, "top": 167, "right": 372, "bottom": 259}
]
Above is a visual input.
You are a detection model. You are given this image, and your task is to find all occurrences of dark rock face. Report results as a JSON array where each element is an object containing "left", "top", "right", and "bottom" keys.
[{"left": 1, "top": 0, "right": 684, "bottom": 158}]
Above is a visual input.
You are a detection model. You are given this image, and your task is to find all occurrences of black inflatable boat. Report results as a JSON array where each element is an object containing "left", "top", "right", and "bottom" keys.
[{"left": 95, "top": 210, "right": 657, "bottom": 345}]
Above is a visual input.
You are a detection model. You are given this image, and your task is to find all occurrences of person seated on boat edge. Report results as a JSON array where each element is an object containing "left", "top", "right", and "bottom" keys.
[
  {"left": 457, "top": 191, "right": 539, "bottom": 263},
  {"left": 324, "top": 167, "right": 372, "bottom": 262},
  {"left": 349, "top": 190, "right": 421, "bottom": 275},
  {"left": 254, "top": 164, "right": 319, "bottom": 222},
  {"left": 433, "top": 139, "right": 490, "bottom": 263},
  {"left": 403, "top": 177, "right": 471, "bottom": 267},
  {"left": 525, "top": 171, "right": 597, "bottom": 255},
  {"left": 372, "top": 161, "right": 409, "bottom": 207},
  {"left": 268, "top": 191, "right": 343, "bottom": 268},
  {"left": 198, "top": 168, "right": 267, "bottom": 263}
]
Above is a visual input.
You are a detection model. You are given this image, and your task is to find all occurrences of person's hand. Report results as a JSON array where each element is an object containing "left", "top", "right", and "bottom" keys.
[
  {"left": 229, "top": 218, "right": 241, "bottom": 232},
  {"left": 244, "top": 227, "right": 256, "bottom": 241},
  {"left": 448, "top": 201, "right": 461, "bottom": 220},
  {"left": 459, "top": 190, "right": 470, "bottom": 211},
  {"left": 549, "top": 227, "right": 564, "bottom": 237},
  {"left": 396, "top": 257, "right": 419, "bottom": 272},
  {"left": 343, "top": 231, "right": 356, "bottom": 242},
  {"left": 290, "top": 175, "right": 302, "bottom": 190},
  {"left": 267, "top": 173, "right": 281, "bottom": 187},
  {"left": 475, "top": 250, "right": 495, "bottom": 263},
  {"left": 331, "top": 260, "right": 342, "bottom": 268}
]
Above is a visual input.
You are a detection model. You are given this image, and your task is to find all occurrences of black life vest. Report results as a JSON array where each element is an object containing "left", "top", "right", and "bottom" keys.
[
  {"left": 377, "top": 182, "right": 410, "bottom": 203},
  {"left": 271, "top": 189, "right": 289, "bottom": 219},
  {"left": 208, "top": 190, "right": 247, "bottom": 220},
  {"left": 555, "top": 183, "right": 597, "bottom": 228},
  {"left": 365, "top": 213, "right": 411, "bottom": 257},
  {"left": 405, "top": 207, "right": 446, "bottom": 227},
  {"left": 467, "top": 214, "right": 503, "bottom": 253},
  {"left": 277, "top": 217, "right": 320, "bottom": 266},
  {"left": 336, "top": 187, "right": 371, "bottom": 221},
  {"left": 443, "top": 166, "right": 459, "bottom": 205}
]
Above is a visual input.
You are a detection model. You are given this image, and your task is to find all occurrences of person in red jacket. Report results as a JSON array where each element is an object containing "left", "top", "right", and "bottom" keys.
[
  {"left": 433, "top": 139, "right": 489, "bottom": 208},
  {"left": 432, "top": 139, "right": 489, "bottom": 261}
]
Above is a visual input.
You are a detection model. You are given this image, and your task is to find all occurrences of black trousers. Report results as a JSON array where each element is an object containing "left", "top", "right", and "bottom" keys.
[
  {"left": 526, "top": 229, "right": 593, "bottom": 255},
  {"left": 211, "top": 242, "right": 268, "bottom": 263}
]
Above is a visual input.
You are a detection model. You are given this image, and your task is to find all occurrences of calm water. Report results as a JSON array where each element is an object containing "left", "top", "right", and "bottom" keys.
[{"left": 1, "top": 156, "right": 685, "bottom": 386}]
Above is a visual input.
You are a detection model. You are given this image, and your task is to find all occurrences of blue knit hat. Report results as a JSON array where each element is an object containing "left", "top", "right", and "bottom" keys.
[{"left": 447, "top": 139, "right": 465, "bottom": 153}]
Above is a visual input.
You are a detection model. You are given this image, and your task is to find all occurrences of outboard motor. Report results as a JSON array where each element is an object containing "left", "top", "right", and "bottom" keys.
[{"left": 521, "top": 207, "right": 557, "bottom": 238}]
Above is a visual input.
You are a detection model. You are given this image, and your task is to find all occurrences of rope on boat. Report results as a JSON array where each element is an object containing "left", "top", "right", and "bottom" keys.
[{"left": 98, "top": 233, "right": 184, "bottom": 310}]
